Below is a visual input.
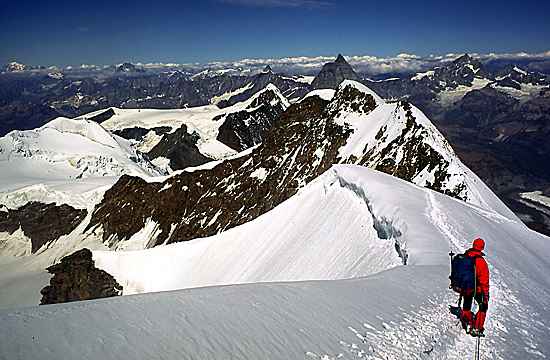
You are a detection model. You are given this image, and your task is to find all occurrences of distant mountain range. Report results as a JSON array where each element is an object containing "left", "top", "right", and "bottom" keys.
[{"left": 1, "top": 54, "right": 549, "bottom": 236}]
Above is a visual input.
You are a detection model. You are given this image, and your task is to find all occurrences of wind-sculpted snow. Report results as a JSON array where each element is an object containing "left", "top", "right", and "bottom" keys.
[{"left": 2, "top": 165, "right": 549, "bottom": 359}]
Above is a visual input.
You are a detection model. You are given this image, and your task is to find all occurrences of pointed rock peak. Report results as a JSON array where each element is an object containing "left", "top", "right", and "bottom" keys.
[
  {"left": 454, "top": 53, "right": 474, "bottom": 64},
  {"left": 262, "top": 65, "right": 273, "bottom": 73},
  {"left": 335, "top": 54, "right": 347, "bottom": 64},
  {"left": 311, "top": 54, "right": 360, "bottom": 90}
]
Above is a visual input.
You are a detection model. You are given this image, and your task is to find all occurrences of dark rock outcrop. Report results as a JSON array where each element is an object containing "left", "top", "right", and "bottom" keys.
[
  {"left": 0, "top": 67, "right": 310, "bottom": 136},
  {"left": 217, "top": 87, "right": 288, "bottom": 151},
  {"left": 114, "top": 126, "right": 171, "bottom": 141},
  {"left": 217, "top": 71, "right": 310, "bottom": 107},
  {"left": 147, "top": 124, "right": 213, "bottom": 170},
  {"left": 0, "top": 102, "right": 61, "bottom": 136},
  {"left": 311, "top": 54, "right": 360, "bottom": 90},
  {"left": 494, "top": 66, "right": 549, "bottom": 89},
  {"left": 40, "top": 248, "right": 122, "bottom": 305},
  {"left": 87, "top": 108, "right": 116, "bottom": 123},
  {"left": 115, "top": 62, "right": 145, "bottom": 73},
  {"left": 0, "top": 202, "right": 87, "bottom": 253}
]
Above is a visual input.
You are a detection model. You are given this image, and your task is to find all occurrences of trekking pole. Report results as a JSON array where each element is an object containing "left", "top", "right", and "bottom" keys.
[
  {"left": 448, "top": 251, "right": 455, "bottom": 290},
  {"left": 475, "top": 336, "right": 481, "bottom": 360}
]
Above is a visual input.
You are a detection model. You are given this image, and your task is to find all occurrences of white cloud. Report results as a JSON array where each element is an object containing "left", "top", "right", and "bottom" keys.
[{"left": 64, "top": 50, "right": 550, "bottom": 76}]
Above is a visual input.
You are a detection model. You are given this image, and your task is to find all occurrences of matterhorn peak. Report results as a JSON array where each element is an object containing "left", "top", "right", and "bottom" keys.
[
  {"left": 335, "top": 54, "right": 348, "bottom": 64},
  {"left": 454, "top": 53, "right": 473, "bottom": 63},
  {"left": 262, "top": 65, "right": 273, "bottom": 73},
  {"left": 311, "top": 54, "right": 360, "bottom": 90}
]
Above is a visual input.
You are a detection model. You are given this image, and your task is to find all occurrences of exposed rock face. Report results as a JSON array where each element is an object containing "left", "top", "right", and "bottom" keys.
[
  {"left": 87, "top": 108, "right": 116, "bottom": 123},
  {"left": 361, "top": 101, "right": 466, "bottom": 199},
  {"left": 0, "top": 102, "right": 61, "bottom": 137},
  {"left": 113, "top": 126, "right": 171, "bottom": 141},
  {"left": 40, "top": 248, "right": 122, "bottom": 305},
  {"left": 115, "top": 62, "right": 144, "bottom": 73},
  {"left": 494, "top": 66, "right": 549, "bottom": 89},
  {"left": 86, "top": 81, "right": 471, "bottom": 249},
  {"left": 0, "top": 202, "right": 87, "bottom": 253},
  {"left": 0, "top": 65, "right": 310, "bottom": 136},
  {"left": 362, "top": 54, "right": 550, "bottom": 234},
  {"left": 147, "top": 124, "right": 213, "bottom": 170},
  {"left": 447, "top": 86, "right": 518, "bottom": 128},
  {"left": 311, "top": 54, "right": 360, "bottom": 90},
  {"left": 433, "top": 54, "right": 488, "bottom": 88},
  {"left": 85, "top": 95, "right": 343, "bottom": 248},
  {"left": 217, "top": 86, "right": 289, "bottom": 151},
  {"left": 217, "top": 70, "right": 310, "bottom": 107}
]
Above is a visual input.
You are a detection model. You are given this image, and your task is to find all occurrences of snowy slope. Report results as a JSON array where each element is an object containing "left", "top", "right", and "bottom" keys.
[
  {"left": 97, "top": 84, "right": 290, "bottom": 160},
  {"left": 329, "top": 81, "right": 516, "bottom": 219},
  {"left": 1, "top": 165, "right": 549, "bottom": 359},
  {"left": 91, "top": 165, "right": 546, "bottom": 292},
  {"left": 0, "top": 117, "right": 160, "bottom": 193},
  {"left": 0, "top": 117, "right": 161, "bottom": 262}
]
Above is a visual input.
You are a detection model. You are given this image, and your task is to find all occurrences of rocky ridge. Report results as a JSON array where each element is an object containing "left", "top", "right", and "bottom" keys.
[
  {"left": 40, "top": 248, "right": 122, "bottom": 305},
  {"left": 84, "top": 80, "right": 482, "bottom": 249},
  {"left": 0, "top": 202, "right": 87, "bottom": 254}
]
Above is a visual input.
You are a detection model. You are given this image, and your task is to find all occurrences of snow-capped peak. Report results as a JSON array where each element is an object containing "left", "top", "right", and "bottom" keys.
[
  {"left": 338, "top": 80, "right": 384, "bottom": 105},
  {"left": 244, "top": 83, "right": 290, "bottom": 110},
  {"left": 326, "top": 82, "right": 515, "bottom": 218},
  {"left": 40, "top": 117, "right": 121, "bottom": 149},
  {"left": 0, "top": 117, "right": 161, "bottom": 183}
]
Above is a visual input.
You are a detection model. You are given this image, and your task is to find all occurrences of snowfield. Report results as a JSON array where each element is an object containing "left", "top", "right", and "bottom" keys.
[
  {"left": 96, "top": 84, "right": 290, "bottom": 160},
  {"left": 0, "top": 117, "right": 160, "bottom": 193},
  {"left": 1, "top": 165, "right": 549, "bottom": 359}
]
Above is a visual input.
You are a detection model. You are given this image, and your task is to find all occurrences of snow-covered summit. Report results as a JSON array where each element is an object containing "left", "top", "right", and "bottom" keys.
[
  {"left": 0, "top": 117, "right": 160, "bottom": 191},
  {"left": 327, "top": 81, "right": 514, "bottom": 218},
  {"left": 338, "top": 79, "right": 384, "bottom": 105},
  {"left": 40, "top": 117, "right": 122, "bottom": 148}
]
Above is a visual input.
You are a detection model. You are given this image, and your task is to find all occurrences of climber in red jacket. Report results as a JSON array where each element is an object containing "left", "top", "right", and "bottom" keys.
[{"left": 460, "top": 238, "right": 490, "bottom": 337}]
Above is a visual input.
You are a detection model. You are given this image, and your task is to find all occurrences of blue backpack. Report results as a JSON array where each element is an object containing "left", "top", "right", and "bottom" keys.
[{"left": 449, "top": 253, "right": 479, "bottom": 295}]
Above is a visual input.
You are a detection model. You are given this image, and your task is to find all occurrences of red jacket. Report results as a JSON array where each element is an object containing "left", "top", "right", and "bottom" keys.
[{"left": 466, "top": 248, "right": 490, "bottom": 296}]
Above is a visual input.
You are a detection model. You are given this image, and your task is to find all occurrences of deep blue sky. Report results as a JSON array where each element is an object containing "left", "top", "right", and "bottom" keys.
[{"left": 2, "top": 0, "right": 549, "bottom": 66}]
